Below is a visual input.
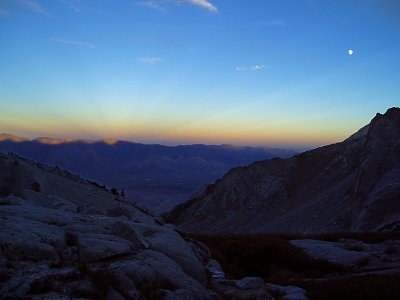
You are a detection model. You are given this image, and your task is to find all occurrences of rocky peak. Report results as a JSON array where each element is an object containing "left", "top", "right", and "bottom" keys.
[
  {"left": 367, "top": 107, "right": 400, "bottom": 136},
  {"left": 381, "top": 107, "right": 400, "bottom": 120},
  {"left": 168, "top": 108, "right": 400, "bottom": 234}
]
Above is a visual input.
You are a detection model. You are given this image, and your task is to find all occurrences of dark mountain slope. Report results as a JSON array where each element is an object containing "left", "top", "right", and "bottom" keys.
[
  {"left": 0, "top": 136, "right": 296, "bottom": 213},
  {"left": 167, "top": 108, "right": 400, "bottom": 234}
]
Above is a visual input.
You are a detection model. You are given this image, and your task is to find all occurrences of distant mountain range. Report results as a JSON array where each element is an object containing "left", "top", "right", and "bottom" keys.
[
  {"left": 167, "top": 107, "right": 400, "bottom": 234},
  {"left": 0, "top": 134, "right": 297, "bottom": 213}
]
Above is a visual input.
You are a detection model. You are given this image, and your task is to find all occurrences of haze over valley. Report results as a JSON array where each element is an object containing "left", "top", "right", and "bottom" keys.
[{"left": 0, "top": 135, "right": 296, "bottom": 212}]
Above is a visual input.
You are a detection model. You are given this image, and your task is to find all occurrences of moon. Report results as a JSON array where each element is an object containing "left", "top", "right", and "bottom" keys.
[{"left": 348, "top": 49, "right": 354, "bottom": 56}]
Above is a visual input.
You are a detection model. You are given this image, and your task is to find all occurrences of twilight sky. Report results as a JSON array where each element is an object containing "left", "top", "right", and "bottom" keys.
[{"left": 0, "top": 0, "right": 399, "bottom": 147}]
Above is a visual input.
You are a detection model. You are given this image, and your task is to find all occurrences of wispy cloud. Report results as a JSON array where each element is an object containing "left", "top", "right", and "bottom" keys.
[
  {"left": 138, "top": 1, "right": 168, "bottom": 13},
  {"left": 138, "top": 0, "right": 218, "bottom": 13},
  {"left": 250, "top": 65, "right": 266, "bottom": 71},
  {"left": 51, "top": 38, "right": 94, "bottom": 48},
  {"left": 138, "top": 56, "right": 165, "bottom": 64},
  {"left": 59, "top": 0, "right": 81, "bottom": 13},
  {"left": 184, "top": 0, "right": 218, "bottom": 12},
  {"left": 59, "top": 0, "right": 108, "bottom": 15},
  {"left": 235, "top": 64, "right": 266, "bottom": 72},
  {"left": 13, "top": 0, "right": 50, "bottom": 16}
]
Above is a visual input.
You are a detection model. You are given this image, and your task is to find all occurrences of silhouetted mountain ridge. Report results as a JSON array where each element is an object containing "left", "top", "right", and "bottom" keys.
[
  {"left": 0, "top": 133, "right": 28, "bottom": 143},
  {"left": 167, "top": 107, "right": 400, "bottom": 234}
]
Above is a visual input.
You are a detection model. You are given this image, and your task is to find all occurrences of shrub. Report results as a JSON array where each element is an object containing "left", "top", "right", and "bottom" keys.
[
  {"left": 32, "top": 182, "right": 41, "bottom": 192},
  {"left": 188, "top": 231, "right": 400, "bottom": 294},
  {"left": 136, "top": 274, "right": 178, "bottom": 300},
  {"left": 356, "top": 257, "right": 369, "bottom": 267},
  {"left": 303, "top": 275, "right": 400, "bottom": 300},
  {"left": 30, "top": 279, "right": 53, "bottom": 294},
  {"left": 346, "top": 244, "right": 364, "bottom": 252},
  {"left": 89, "top": 269, "right": 114, "bottom": 293},
  {"left": 384, "top": 244, "right": 399, "bottom": 255},
  {"left": 191, "top": 234, "right": 346, "bottom": 281},
  {"left": 65, "top": 232, "right": 79, "bottom": 246},
  {"left": 71, "top": 287, "right": 101, "bottom": 299},
  {"left": 79, "top": 263, "right": 90, "bottom": 275},
  {"left": 312, "top": 232, "right": 400, "bottom": 244},
  {"left": 111, "top": 187, "right": 119, "bottom": 196},
  {"left": 0, "top": 269, "right": 11, "bottom": 283}
]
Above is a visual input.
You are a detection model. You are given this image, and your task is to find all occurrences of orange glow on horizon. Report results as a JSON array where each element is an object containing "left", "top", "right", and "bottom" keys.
[
  {"left": 1, "top": 125, "right": 354, "bottom": 148},
  {"left": 0, "top": 108, "right": 361, "bottom": 148}
]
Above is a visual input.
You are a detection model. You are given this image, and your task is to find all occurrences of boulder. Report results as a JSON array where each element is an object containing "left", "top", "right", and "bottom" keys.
[
  {"left": 207, "top": 259, "right": 225, "bottom": 279},
  {"left": 187, "top": 238, "right": 211, "bottom": 265},
  {"left": 235, "top": 277, "right": 264, "bottom": 290},
  {"left": 134, "top": 223, "right": 208, "bottom": 285},
  {"left": 266, "top": 283, "right": 309, "bottom": 300},
  {"left": 290, "top": 239, "right": 372, "bottom": 266},
  {"left": 111, "top": 220, "right": 150, "bottom": 249},
  {"left": 78, "top": 233, "right": 133, "bottom": 264},
  {"left": 0, "top": 217, "right": 64, "bottom": 262},
  {"left": 105, "top": 250, "right": 219, "bottom": 299},
  {"left": 212, "top": 279, "right": 273, "bottom": 300},
  {"left": 283, "top": 286, "right": 307, "bottom": 296}
]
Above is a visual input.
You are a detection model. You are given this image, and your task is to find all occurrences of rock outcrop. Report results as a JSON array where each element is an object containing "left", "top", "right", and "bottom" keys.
[
  {"left": 167, "top": 107, "right": 400, "bottom": 234},
  {"left": 290, "top": 238, "right": 400, "bottom": 270},
  {"left": 0, "top": 153, "right": 220, "bottom": 299}
]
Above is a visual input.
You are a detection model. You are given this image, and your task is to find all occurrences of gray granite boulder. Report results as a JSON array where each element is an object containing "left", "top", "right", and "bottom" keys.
[
  {"left": 290, "top": 239, "right": 372, "bottom": 267},
  {"left": 235, "top": 277, "right": 264, "bottom": 290}
]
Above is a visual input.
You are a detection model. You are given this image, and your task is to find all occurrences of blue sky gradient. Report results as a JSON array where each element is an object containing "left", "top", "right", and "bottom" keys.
[{"left": 0, "top": 0, "right": 399, "bottom": 147}]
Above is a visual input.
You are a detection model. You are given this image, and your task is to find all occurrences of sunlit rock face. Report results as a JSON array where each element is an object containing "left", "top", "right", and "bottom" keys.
[
  {"left": 167, "top": 108, "right": 400, "bottom": 234},
  {"left": 0, "top": 153, "right": 219, "bottom": 299}
]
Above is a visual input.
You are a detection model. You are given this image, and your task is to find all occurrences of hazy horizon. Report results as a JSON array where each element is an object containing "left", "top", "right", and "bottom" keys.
[
  {"left": 1, "top": 1, "right": 399, "bottom": 147},
  {"left": 1, "top": 131, "right": 315, "bottom": 150}
]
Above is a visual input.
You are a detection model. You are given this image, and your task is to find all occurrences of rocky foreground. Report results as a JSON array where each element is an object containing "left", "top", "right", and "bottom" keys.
[{"left": 0, "top": 153, "right": 308, "bottom": 299}]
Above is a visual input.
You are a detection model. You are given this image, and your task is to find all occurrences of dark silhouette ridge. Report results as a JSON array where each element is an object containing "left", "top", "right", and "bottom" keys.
[{"left": 167, "top": 107, "right": 400, "bottom": 234}]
